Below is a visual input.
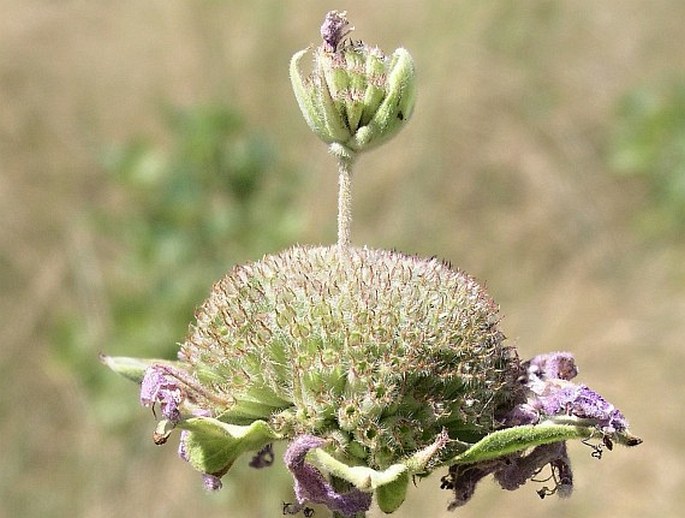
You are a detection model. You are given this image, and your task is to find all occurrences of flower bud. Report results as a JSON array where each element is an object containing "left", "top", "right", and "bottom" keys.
[{"left": 290, "top": 11, "right": 416, "bottom": 153}]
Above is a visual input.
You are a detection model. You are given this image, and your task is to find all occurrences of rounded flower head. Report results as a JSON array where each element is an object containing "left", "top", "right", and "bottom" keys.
[
  {"left": 180, "top": 245, "right": 523, "bottom": 468},
  {"left": 103, "top": 247, "right": 642, "bottom": 515}
]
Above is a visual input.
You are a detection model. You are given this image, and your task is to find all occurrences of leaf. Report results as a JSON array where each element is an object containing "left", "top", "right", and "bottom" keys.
[
  {"left": 179, "top": 417, "right": 281, "bottom": 476},
  {"left": 99, "top": 354, "right": 180, "bottom": 384},
  {"left": 451, "top": 423, "right": 594, "bottom": 465},
  {"left": 375, "top": 470, "right": 409, "bottom": 514},
  {"left": 310, "top": 448, "right": 408, "bottom": 491}
]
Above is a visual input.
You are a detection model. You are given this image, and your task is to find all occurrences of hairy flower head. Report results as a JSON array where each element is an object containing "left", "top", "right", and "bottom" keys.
[{"left": 179, "top": 245, "right": 523, "bottom": 467}]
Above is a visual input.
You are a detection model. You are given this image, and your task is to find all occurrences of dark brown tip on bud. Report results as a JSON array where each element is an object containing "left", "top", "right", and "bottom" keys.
[{"left": 321, "top": 10, "right": 353, "bottom": 51}]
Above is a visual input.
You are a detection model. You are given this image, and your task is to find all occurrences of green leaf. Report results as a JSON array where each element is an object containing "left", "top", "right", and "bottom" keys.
[
  {"left": 219, "top": 392, "right": 292, "bottom": 425},
  {"left": 375, "top": 470, "right": 409, "bottom": 514},
  {"left": 99, "top": 354, "right": 180, "bottom": 384},
  {"left": 218, "top": 384, "right": 293, "bottom": 424},
  {"left": 179, "top": 417, "right": 281, "bottom": 475},
  {"left": 290, "top": 49, "right": 326, "bottom": 139},
  {"left": 451, "top": 422, "right": 594, "bottom": 465},
  {"left": 360, "top": 52, "right": 387, "bottom": 127},
  {"left": 317, "top": 66, "right": 353, "bottom": 144}
]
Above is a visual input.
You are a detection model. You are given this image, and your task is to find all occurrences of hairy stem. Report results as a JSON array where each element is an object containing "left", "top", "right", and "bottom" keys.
[
  {"left": 329, "top": 144, "right": 356, "bottom": 248},
  {"left": 337, "top": 155, "right": 354, "bottom": 247}
]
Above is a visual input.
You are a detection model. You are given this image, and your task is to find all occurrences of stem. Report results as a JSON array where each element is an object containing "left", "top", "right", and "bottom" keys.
[
  {"left": 337, "top": 156, "right": 353, "bottom": 247},
  {"left": 330, "top": 144, "right": 356, "bottom": 248}
]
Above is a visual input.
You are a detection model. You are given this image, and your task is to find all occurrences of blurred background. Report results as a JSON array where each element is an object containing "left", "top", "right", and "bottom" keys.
[{"left": 1, "top": 1, "right": 684, "bottom": 517}]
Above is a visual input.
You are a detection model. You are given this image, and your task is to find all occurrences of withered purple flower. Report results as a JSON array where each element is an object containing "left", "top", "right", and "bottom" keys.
[
  {"left": 140, "top": 365, "right": 183, "bottom": 424},
  {"left": 443, "top": 352, "right": 641, "bottom": 508},
  {"left": 285, "top": 435, "right": 372, "bottom": 517},
  {"left": 515, "top": 351, "right": 632, "bottom": 435},
  {"left": 320, "top": 10, "right": 353, "bottom": 51}
]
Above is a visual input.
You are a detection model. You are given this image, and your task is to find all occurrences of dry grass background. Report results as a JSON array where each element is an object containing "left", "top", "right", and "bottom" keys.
[{"left": 1, "top": 1, "right": 684, "bottom": 517}]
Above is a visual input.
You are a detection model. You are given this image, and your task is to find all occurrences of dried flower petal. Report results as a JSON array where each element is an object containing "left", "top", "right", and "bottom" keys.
[
  {"left": 202, "top": 474, "right": 223, "bottom": 492},
  {"left": 514, "top": 352, "right": 631, "bottom": 435},
  {"left": 571, "top": 385, "right": 628, "bottom": 434},
  {"left": 525, "top": 352, "right": 578, "bottom": 381},
  {"left": 320, "top": 10, "right": 353, "bottom": 51},
  {"left": 140, "top": 365, "right": 183, "bottom": 423},
  {"left": 443, "top": 461, "right": 501, "bottom": 510},
  {"left": 494, "top": 442, "right": 568, "bottom": 492},
  {"left": 285, "top": 435, "right": 372, "bottom": 517}
]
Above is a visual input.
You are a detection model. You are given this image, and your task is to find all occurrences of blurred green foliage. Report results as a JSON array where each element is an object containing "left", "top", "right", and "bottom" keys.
[
  {"left": 53, "top": 103, "right": 301, "bottom": 425},
  {"left": 609, "top": 78, "right": 685, "bottom": 237}
]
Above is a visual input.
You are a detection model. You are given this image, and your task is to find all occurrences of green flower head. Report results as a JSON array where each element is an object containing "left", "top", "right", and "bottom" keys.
[{"left": 290, "top": 10, "right": 416, "bottom": 154}]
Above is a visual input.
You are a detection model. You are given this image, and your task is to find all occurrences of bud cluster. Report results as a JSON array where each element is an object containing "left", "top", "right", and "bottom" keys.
[{"left": 290, "top": 10, "right": 416, "bottom": 154}]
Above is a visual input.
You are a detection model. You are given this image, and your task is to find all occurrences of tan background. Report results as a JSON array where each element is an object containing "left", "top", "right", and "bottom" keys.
[{"left": 2, "top": 1, "right": 683, "bottom": 517}]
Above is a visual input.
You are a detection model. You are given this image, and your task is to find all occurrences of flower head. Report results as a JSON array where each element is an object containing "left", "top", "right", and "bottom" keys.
[
  {"left": 180, "top": 245, "right": 523, "bottom": 465},
  {"left": 290, "top": 10, "right": 416, "bottom": 154}
]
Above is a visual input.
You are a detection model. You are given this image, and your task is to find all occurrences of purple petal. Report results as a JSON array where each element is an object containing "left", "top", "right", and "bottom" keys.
[
  {"left": 140, "top": 367, "right": 165, "bottom": 406},
  {"left": 532, "top": 380, "right": 580, "bottom": 416},
  {"left": 523, "top": 373, "right": 630, "bottom": 434},
  {"left": 140, "top": 365, "right": 183, "bottom": 423},
  {"left": 285, "top": 435, "right": 372, "bottom": 517},
  {"left": 320, "top": 10, "right": 352, "bottom": 51},
  {"left": 526, "top": 352, "right": 578, "bottom": 381},
  {"left": 571, "top": 385, "right": 628, "bottom": 433},
  {"left": 202, "top": 474, "right": 223, "bottom": 492}
]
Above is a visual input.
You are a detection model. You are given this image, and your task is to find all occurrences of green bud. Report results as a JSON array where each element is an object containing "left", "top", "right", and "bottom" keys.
[{"left": 290, "top": 11, "right": 416, "bottom": 154}]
